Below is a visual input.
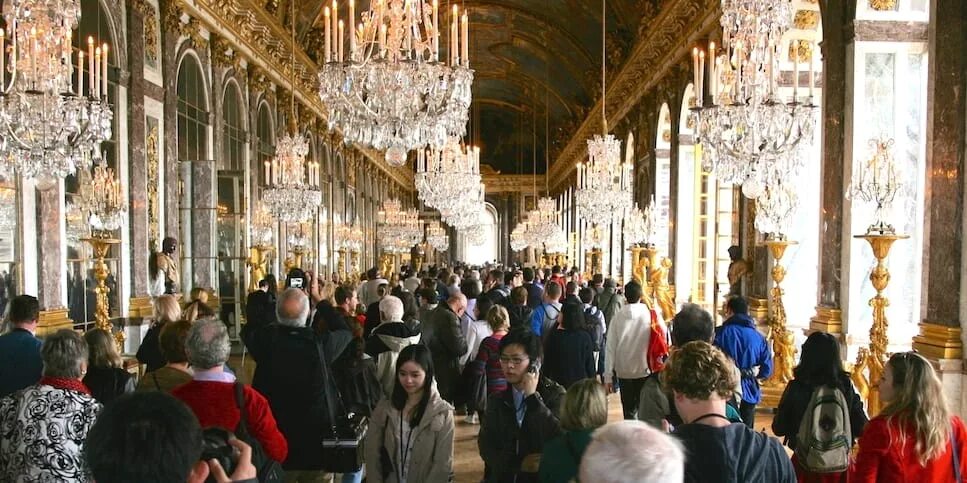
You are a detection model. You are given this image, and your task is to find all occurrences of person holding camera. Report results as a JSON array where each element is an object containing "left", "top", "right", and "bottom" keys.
[
  {"left": 478, "top": 329, "right": 565, "bottom": 483},
  {"left": 365, "top": 345, "right": 454, "bottom": 483}
]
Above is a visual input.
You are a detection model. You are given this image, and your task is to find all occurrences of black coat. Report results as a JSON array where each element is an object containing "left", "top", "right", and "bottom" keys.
[
  {"left": 478, "top": 377, "right": 565, "bottom": 483},
  {"left": 83, "top": 366, "right": 134, "bottom": 405},
  {"left": 420, "top": 304, "right": 468, "bottom": 403},
  {"left": 310, "top": 300, "right": 349, "bottom": 333},
  {"left": 507, "top": 305, "right": 533, "bottom": 332},
  {"left": 772, "top": 373, "right": 868, "bottom": 450},
  {"left": 247, "top": 324, "right": 338, "bottom": 471},
  {"left": 543, "top": 329, "right": 595, "bottom": 389},
  {"left": 244, "top": 290, "right": 277, "bottom": 328},
  {"left": 136, "top": 322, "right": 166, "bottom": 372}
]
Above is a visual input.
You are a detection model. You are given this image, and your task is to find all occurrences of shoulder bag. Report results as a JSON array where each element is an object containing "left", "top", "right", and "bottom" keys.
[
  {"left": 317, "top": 339, "right": 369, "bottom": 473},
  {"left": 233, "top": 382, "right": 285, "bottom": 482}
]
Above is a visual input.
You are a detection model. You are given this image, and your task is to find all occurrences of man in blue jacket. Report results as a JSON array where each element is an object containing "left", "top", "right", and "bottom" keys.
[{"left": 713, "top": 296, "right": 772, "bottom": 428}]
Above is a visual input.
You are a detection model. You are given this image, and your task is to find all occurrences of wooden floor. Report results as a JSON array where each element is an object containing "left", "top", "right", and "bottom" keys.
[{"left": 230, "top": 354, "right": 780, "bottom": 483}]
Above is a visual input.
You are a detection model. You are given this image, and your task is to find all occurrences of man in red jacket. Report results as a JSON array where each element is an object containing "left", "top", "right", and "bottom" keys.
[{"left": 173, "top": 318, "right": 288, "bottom": 463}]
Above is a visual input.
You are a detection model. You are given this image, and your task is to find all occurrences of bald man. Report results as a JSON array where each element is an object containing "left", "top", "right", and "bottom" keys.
[{"left": 420, "top": 293, "right": 469, "bottom": 403}]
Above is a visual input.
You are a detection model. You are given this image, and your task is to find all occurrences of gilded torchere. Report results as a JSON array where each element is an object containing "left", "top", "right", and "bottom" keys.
[
  {"left": 851, "top": 233, "right": 907, "bottom": 416},
  {"left": 246, "top": 244, "right": 273, "bottom": 292},
  {"left": 82, "top": 237, "right": 124, "bottom": 351},
  {"left": 761, "top": 238, "right": 797, "bottom": 406}
]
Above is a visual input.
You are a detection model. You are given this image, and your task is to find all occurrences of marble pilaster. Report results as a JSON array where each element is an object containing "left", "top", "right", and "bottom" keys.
[
  {"left": 37, "top": 185, "right": 67, "bottom": 312},
  {"left": 127, "top": 2, "right": 150, "bottom": 299},
  {"left": 189, "top": 160, "right": 217, "bottom": 290},
  {"left": 160, "top": 0, "right": 180, "bottom": 241},
  {"left": 811, "top": 0, "right": 854, "bottom": 337}
]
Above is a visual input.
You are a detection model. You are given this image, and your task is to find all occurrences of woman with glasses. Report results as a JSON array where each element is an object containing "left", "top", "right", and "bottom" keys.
[{"left": 849, "top": 351, "right": 967, "bottom": 482}]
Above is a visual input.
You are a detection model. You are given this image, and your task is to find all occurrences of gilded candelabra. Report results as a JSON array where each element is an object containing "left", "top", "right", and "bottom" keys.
[
  {"left": 82, "top": 237, "right": 124, "bottom": 351},
  {"left": 246, "top": 244, "right": 273, "bottom": 292},
  {"left": 336, "top": 248, "right": 349, "bottom": 282},
  {"left": 585, "top": 249, "right": 603, "bottom": 280},
  {"left": 763, "top": 239, "right": 798, "bottom": 390},
  {"left": 350, "top": 249, "right": 361, "bottom": 280},
  {"left": 634, "top": 244, "right": 675, "bottom": 320},
  {"left": 851, "top": 233, "right": 907, "bottom": 415}
]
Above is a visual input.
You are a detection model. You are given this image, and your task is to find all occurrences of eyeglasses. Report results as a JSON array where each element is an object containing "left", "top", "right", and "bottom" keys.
[{"left": 499, "top": 356, "right": 530, "bottom": 366}]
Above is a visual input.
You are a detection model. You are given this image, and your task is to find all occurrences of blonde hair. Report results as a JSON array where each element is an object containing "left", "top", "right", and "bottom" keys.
[
  {"left": 153, "top": 295, "right": 181, "bottom": 324},
  {"left": 189, "top": 287, "right": 210, "bottom": 304},
  {"left": 880, "top": 352, "right": 950, "bottom": 465},
  {"left": 560, "top": 379, "right": 608, "bottom": 432},
  {"left": 486, "top": 305, "right": 510, "bottom": 332},
  {"left": 319, "top": 280, "right": 336, "bottom": 304},
  {"left": 84, "top": 328, "right": 123, "bottom": 369}
]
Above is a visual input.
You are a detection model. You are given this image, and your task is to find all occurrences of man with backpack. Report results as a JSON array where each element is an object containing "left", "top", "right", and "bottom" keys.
[
  {"left": 578, "top": 287, "right": 605, "bottom": 378},
  {"left": 530, "top": 281, "right": 563, "bottom": 341}
]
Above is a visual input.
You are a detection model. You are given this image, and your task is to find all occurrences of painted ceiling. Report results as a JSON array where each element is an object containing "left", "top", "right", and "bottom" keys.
[{"left": 267, "top": 0, "right": 646, "bottom": 174}]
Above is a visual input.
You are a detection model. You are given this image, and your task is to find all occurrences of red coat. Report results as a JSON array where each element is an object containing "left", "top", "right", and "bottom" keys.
[
  {"left": 172, "top": 380, "right": 289, "bottom": 463},
  {"left": 849, "top": 415, "right": 967, "bottom": 483}
]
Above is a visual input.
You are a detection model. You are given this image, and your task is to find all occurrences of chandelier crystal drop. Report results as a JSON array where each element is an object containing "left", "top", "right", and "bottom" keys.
[
  {"left": 87, "top": 164, "right": 126, "bottom": 232},
  {"left": 416, "top": 138, "right": 481, "bottom": 211},
  {"left": 0, "top": 0, "right": 114, "bottom": 184},
  {"left": 692, "top": 0, "right": 818, "bottom": 197},
  {"left": 754, "top": 178, "right": 798, "bottom": 238},
  {"left": 439, "top": 182, "right": 484, "bottom": 229},
  {"left": 318, "top": 0, "right": 474, "bottom": 160},
  {"left": 261, "top": 133, "right": 322, "bottom": 223}
]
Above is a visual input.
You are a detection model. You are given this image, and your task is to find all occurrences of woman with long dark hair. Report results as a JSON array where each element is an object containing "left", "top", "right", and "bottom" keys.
[
  {"left": 365, "top": 344, "right": 454, "bottom": 483},
  {"left": 543, "top": 303, "right": 596, "bottom": 389},
  {"left": 850, "top": 351, "right": 967, "bottom": 482},
  {"left": 773, "top": 331, "right": 868, "bottom": 482}
]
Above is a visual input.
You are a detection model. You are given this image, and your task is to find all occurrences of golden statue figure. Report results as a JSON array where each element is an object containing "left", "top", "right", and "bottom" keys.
[
  {"left": 650, "top": 257, "right": 676, "bottom": 322},
  {"left": 727, "top": 245, "right": 750, "bottom": 295},
  {"left": 247, "top": 245, "right": 272, "bottom": 293}
]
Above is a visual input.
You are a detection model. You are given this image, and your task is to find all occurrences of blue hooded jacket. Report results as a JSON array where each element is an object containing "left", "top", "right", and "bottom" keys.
[{"left": 713, "top": 313, "right": 773, "bottom": 404}]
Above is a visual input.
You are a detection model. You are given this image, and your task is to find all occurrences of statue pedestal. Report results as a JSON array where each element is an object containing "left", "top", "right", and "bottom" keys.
[{"left": 37, "top": 308, "right": 73, "bottom": 337}]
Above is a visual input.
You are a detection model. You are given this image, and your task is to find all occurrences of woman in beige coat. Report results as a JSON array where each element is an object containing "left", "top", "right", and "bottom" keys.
[{"left": 365, "top": 344, "right": 455, "bottom": 483}]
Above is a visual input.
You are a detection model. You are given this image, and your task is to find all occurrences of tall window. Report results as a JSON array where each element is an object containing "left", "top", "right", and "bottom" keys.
[
  {"left": 847, "top": 1, "right": 928, "bottom": 352},
  {"left": 218, "top": 81, "right": 246, "bottom": 338},
  {"left": 654, "top": 104, "right": 672, "bottom": 256},
  {"left": 68, "top": 0, "right": 120, "bottom": 329},
  {"left": 675, "top": 84, "right": 699, "bottom": 306},
  {"left": 177, "top": 53, "right": 211, "bottom": 292}
]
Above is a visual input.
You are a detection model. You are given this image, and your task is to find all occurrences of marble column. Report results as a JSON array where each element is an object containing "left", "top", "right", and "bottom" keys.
[
  {"left": 912, "top": 0, "right": 967, "bottom": 360},
  {"left": 161, "top": 0, "right": 180, "bottom": 241},
  {"left": 189, "top": 160, "right": 217, "bottom": 290},
  {"left": 809, "top": 0, "right": 854, "bottom": 337},
  {"left": 36, "top": 184, "right": 72, "bottom": 334},
  {"left": 126, "top": 2, "right": 151, "bottom": 317}
]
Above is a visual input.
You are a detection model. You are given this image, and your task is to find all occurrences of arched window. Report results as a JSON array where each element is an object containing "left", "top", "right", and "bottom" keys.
[
  {"left": 256, "top": 101, "right": 275, "bottom": 189},
  {"left": 846, "top": 0, "right": 928, "bottom": 353},
  {"left": 67, "top": 0, "right": 121, "bottom": 328},
  {"left": 217, "top": 80, "right": 246, "bottom": 338},
  {"left": 675, "top": 84, "right": 700, "bottom": 306},
  {"left": 460, "top": 203, "right": 499, "bottom": 265},
  {"left": 177, "top": 52, "right": 211, "bottom": 292},
  {"left": 654, "top": 103, "right": 672, "bottom": 255}
]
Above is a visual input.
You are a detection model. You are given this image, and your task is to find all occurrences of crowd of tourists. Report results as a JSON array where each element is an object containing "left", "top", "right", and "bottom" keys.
[{"left": 0, "top": 263, "right": 965, "bottom": 482}]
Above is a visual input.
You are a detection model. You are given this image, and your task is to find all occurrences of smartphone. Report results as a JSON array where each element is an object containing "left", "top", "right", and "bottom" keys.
[
  {"left": 290, "top": 277, "right": 304, "bottom": 288},
  {"left": 528, "top": 359, "right": 541, "bottom": 375}
]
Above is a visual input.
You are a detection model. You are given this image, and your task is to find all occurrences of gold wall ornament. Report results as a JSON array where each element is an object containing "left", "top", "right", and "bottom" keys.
[
  {"left": 761, "top": 239, "right": 798, "bottom": 396},
  {"left": 210, "top": 33, "right": 234, "bottom": 69},
  {"left": 82, "top": 237, "right": 125, "bottom": 352},
  {"left": 868, "top": 0, "right": 897, "bottom": 11},
  {"left": 248, "top": 67, "right": 270, "bottom": 94},
  {"left": 146, "top": 118, "right": 160, "bottom": 249},
  {"left": 788, "top": 40, "right": 813, "bottom": 63},
  {"left": 793, "top": 10, "right": 820, "bottom": 30},
  {"left": 132, "top": 0, "right": 161, "bottom": 69},
  {"left": 852, "top": 233, "right": 908, "bottom": 416}
]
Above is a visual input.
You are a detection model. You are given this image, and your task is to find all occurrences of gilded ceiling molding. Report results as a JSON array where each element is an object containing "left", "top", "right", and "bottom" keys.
[
  {"left": 481, "top": 174, "right": 544, "bottom": 195},
  {"left": 186, "top": 0, "right": 414, "bottom": 188},
  {"left": 548, "top": 0, "right": 720, "bottom": 192},
  {"left": 248, "top": 66, "right": 271, "bottom": 95}
]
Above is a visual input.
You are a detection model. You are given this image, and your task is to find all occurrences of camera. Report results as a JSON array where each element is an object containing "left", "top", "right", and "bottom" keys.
[
  {"left": 290, "top": 277, "right": 304, "bottom": 288},
  {"left": 286, "top": 268, "right": 308, "bottom": 290},
  {"left": 200, "top": 427, "right": 238, "bottom": 482}
]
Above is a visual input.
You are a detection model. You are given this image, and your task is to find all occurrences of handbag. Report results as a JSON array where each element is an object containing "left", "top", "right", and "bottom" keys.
[
  {"left": 463, "top": 361, "right": 488, "bottom": 414},
  {"left": 646, "top": 309, "right": 670, "bottom": 373},
  {"left": 317, "top": 339, "right": 369, "bottom": 473},
  {"left": 233, "top": 382, "right": 285, "bottom": 482}
]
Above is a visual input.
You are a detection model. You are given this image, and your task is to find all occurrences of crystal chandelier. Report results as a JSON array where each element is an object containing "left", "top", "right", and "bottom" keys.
[
  {"left": 426, "top": 221, "right": 449, "bottom": 252},
  {"left": 286, "top": 222, "right": 312, "bottom": 252},
  {"left": 263, "top": 2, "right": 322, "bottom": 223},
  {"left": 440, "top": 182, "right": 484, "bottom": 229},
  {"left": 575, "top": 0, "right": 633, "bottom": 223},
  {"left": 623, "top": 198, "right": 658, "bottom": 245},
  {"left": 510, "top": 221, "right": 529, "bottom": 252},
  {"left": 335, "top": 219, "right": 364, "bottom": 252},
  {"left": 583, "top": 223, "right": 608, "bottom": 250},
  {"left": 0, "top": 0, "right": 113, "bottom": 185},
  {"left": 848, "top": 138, "right": 907, "bottom": 235},
  {"left": 544, "top": 229, "right": 568, "bottom": 255},
  {"left": 754, "top": 177, "right": 798, "bottom": 239},
  {"left": 526, "top": 197, "right": 563, "bottom": 242},
  {"left": 378, "top": 199, "right": 422, "bottom": 253},
  {"left": 416, "top": 138, "right": 480, "bottom": 211},
  {"left": 87, "top": 164, "right": 126, "bottom": 231},
  {"left": 250, "top": 204, "right": 275, "bottom": 247},
  {"left": 692, "top": 0, "right": 818, "bottom": 197},
  {"left": 318, "top": 0, "right": 474, "bottom": 164}
]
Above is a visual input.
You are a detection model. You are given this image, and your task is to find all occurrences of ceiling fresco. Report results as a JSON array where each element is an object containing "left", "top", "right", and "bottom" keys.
[{"left": 266, "top": 0, "right": 646, "bottom": 174}]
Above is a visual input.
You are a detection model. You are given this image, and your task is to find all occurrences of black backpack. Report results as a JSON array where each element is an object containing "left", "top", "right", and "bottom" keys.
[{"left": 583, "top": 307, "right": 604, "bottom": 351}]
